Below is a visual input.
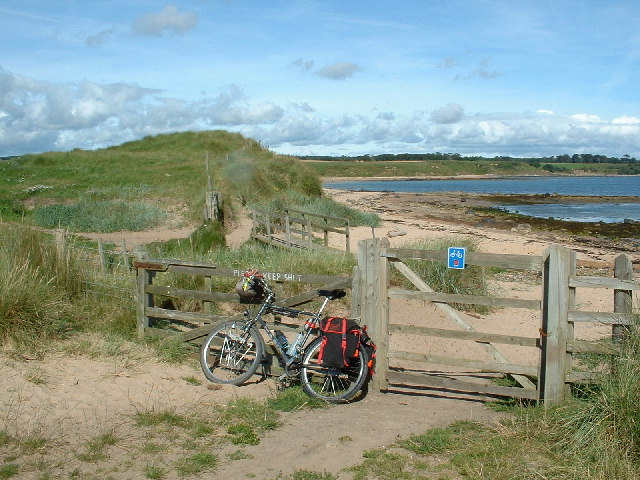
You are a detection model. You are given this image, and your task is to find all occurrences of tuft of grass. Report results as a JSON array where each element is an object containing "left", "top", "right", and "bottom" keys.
[
  {"left": 181, "top": 375, "right": 203, "bottom": 386},
  {"left": 76, "top": 431, "right": 118, "bottom": 463},
  {"left": 144, "top": 464, "right": 167, "bottom": 479},
  {"left": 174, "top": 452, "right": 217, "bottom": 477},
  {"left": 0, "top": 464, "right": 19, "bottom": 479},
  {"left": 266, "top": 386, "right": 327, "bottom": 412},
  {"left": 24, "top": 367, "right": 48, "bottom": 386},
  {"left": 280, "top": 470, "right": 337, "bottom": 480}
]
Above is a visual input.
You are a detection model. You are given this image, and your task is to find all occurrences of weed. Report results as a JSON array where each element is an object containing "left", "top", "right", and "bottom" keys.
[
  {"left": 0, "top": 464, "right": 19, "bottom": 479},
  {"left": 181, "top": 375, "right": 203, "bottom": 386},
  {"left": 227, "top": 449, "right": 253, "bottom": 460},
  {"left": 76, "top": 431, "right": 118, "bottom": 462},
  {"left": 174, "top": 452, "right": 217, "bottom": 476},
  {"left": 227, "top": 424, "right": 260, "bottom": 445},
  {"left": 24, "top": 367, "right": 48, "bottom": 385},
  {"left": 267, "top": 386, "right": 326, "bottom": 412},
  {"left": 144, "top": 464, "right": 167, "bottom": 479},
  {"left": 278, "top": 470, "right": 337, "bottom": 480}
]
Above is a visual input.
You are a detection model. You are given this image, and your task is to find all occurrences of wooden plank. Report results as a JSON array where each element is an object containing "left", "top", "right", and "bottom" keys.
[
  {"left": 389, "top": 323, "right": 539, "bottom": 347},
  {"left": 387, "top": 370, "right": 539, "bottom": 400},
  {"left": 385, "top": 248, "right": 543, "bottom": 271},
  {"left": 390, "top": 259, "right": 538, "bottom": 391},
  {"left": 389, "top": 288, "right": 541, "bottom": 310},
  {"left": 146, "top": 285, "right": 238, "bottom": 302},
  {"left": 570, "top": 275, "right": 639, "bottom": 290},
  {"left": 568, "top": 311, "right": 634, "bottom": 325},
  {"left": 389, "top": 350, "right": 539, "bottom": 377},
  {"left": 286, "top": 208, "right": 349, "bottom": 224},
  {"left": 566, "top": 340, "right": 620, "bottom": 355},
  {"left": 566, "top": 371, "right": 604, "bottom": 384},
  {"left": 145, "top": 307, "right": 222, "bottom": 324}
]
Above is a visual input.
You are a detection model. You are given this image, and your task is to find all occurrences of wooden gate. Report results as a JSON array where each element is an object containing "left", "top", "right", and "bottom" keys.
[{"left": 353, "top": 238, "right": 638, "bottom": 405}]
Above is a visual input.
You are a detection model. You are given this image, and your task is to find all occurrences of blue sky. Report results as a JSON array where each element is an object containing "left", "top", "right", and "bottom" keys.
[{"left": 1, "top": 1, "right": 639, "bottom": 158}]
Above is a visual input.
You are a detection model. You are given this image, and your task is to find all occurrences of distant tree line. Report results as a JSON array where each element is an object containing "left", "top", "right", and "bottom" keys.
[{"left": 301, "top": 152, "right": 639, "bottom": 164}]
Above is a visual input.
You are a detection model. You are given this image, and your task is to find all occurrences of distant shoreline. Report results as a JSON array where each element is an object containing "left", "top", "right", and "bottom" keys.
[{"left": 322, "top": 173, "right": 639, "bottom": 183}]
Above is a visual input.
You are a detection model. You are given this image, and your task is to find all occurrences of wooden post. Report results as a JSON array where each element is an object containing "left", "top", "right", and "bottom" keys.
[
  {"left": 613, "top": 254, "right": 633, "bottom": 342},
  {"left": 54, "top": 228, "right": 67, "bottom": 261},
  {"left": 120, "top": 239, "right": 129, "bottom": 270},
  {"left": 358, "top": 237, "right": 390, "bottom": 393},
  {"left": 251, "top": 210, "right": 257, "bottom": 238},
  {"left": 97, "top": 238, "right": 106, "bottom": 274},
  {"left": 323, "top": 217, "right": 329, "bottom": 247},
  {"left": 539, "top": 245, "right": 574, "bottom": 405},
  {"left": 136, "top": 266, "right": 155, "bottom": 336},
  {"left": 306, "top": 217, "right": 313, "bottom": 249},
  {"left": 345, "top": 220, "right": 351, "bottom": 254},
  {"left": 285, "top": 212, "right": 292, "bottom": 248},
  {"left": 266, "top": 212, "right": 273, "bottom": 243}
]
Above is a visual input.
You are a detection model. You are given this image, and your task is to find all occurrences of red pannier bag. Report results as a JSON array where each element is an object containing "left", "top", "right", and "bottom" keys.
[{"left": 318, "top": 317, "right": 375, "bottom": 371}]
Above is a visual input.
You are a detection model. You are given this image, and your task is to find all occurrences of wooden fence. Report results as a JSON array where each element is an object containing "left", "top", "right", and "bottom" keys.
[
  {"left": 251, "top": 208, "right": 350, "bottom": 253},
  {"left": 355, "top": 238, "right": 638, "bottom": 405},
  {"left": 135, "top": 239, "right": 637, "bottom": 405}
]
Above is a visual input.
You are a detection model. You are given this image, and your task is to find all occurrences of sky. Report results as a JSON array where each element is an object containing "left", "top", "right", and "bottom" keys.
[{"left": 1, "top": 1, "right": 640, "bottom": 158}]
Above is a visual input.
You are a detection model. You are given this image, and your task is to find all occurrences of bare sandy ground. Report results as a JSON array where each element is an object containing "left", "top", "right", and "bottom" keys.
[{"left": 2, "top": 184, "right": 636, "bottom": 479}]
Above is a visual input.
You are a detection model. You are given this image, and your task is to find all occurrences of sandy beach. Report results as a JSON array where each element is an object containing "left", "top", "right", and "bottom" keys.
[{"left": 2, "top": 184, "right": 637, "bottom": 479}]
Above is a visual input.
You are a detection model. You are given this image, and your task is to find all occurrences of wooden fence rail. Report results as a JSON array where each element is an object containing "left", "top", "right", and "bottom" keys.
[
  {"left": 135, "top": 240, "right": 637, "bottom": 405},
  {"left": 251, "top": 208, "right": 350, "bottom": 253}
]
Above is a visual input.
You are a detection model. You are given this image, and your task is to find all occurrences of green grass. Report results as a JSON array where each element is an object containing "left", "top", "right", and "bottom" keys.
[{"left": 1, "top": 130, "right": 324, "bottom": 231}]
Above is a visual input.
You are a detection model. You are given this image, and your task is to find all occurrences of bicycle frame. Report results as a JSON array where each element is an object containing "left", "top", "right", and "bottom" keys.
[{"left": 241, "top": 289, "right": 336, "bottom": 368}]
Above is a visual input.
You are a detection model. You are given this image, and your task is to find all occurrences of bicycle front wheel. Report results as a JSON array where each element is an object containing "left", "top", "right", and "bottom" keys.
[
  {"left": 300, "top": 337, "right": 369, "bottom": 403},
  {"left": 200, "top": 321, "right": 264, "bottom": 385}
]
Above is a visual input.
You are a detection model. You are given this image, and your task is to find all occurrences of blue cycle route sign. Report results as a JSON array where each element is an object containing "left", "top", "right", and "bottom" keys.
[{"left": 448, "top": 247, "right": 466, "bottom": 269}]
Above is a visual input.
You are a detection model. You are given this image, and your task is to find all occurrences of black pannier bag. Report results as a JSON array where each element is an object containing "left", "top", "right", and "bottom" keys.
[{"left": 318, "top": 317, "right": 376, "bottom": 374}]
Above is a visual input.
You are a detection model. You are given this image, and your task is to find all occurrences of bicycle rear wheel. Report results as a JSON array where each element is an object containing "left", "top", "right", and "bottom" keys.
[
  {"left": 300, "top": 337, "right": 369, "bottom": 403},
  {"left": 200, "top": 321, "right": 264, "bottom": 385}
]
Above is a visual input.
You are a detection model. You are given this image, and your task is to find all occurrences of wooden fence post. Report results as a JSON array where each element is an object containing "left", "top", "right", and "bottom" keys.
[
  {"left": 97, "top": 238, "right": 106, "bottom": 274},
  {"left": 613, "top": 254, "right": 633, "bottom": 342},
  {"left": 358, "top": 237, "right": 390, "bottom": 393},
  {"left": 540, "top": 245, "right": 575, "bottom": 405},
  {"left": 285, "top": 212, "right": 292, "bottom": 248},
  {"left": 345, "top": 219, "right": 351, "bottom": 254},
  {"left": 136, "top": 265, "right": 155, "bottom": 336},
  {"left": 54, "top": 228, "right": 67, "bottom": 261}
]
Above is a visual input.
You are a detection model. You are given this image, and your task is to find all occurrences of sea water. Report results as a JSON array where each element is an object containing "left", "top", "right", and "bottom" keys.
[{"left": 324, "top": 176, "right": 640, "bottom": 223}]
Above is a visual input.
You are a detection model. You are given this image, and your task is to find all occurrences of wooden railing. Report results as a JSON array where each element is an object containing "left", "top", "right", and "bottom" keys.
[
  {"left": 134, "top": 240, "right": 637, "bottom": 405},
  {"left": 251, "top": 208, "right": 350, "bottom": 253}
]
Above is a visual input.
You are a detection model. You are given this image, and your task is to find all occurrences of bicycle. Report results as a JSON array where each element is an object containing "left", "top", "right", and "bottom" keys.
[{"left": 199, "top": 271, "right": 370, "bottom": 403}]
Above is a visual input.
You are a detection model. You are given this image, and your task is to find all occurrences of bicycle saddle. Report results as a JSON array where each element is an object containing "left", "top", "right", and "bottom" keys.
[{"left": 318, "top": 289, "right": 346, "bottom": 300}]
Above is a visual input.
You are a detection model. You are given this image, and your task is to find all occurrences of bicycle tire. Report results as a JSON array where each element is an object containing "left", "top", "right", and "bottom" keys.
[
  {"left": 299, "top": 336, "right": 369, "bottom": 403},
  {"left": 200, "top": 321, "right": 264, "bottom": 385}
]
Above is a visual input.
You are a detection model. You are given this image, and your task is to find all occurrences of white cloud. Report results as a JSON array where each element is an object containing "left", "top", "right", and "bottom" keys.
[
  {"left": 612, "top": 115, "right": 640, "bottom": 124},
  {"left": 430, "top": 104, "right": 464, "bottom": 124},
  {"left": 316, "top": 62, "right": 362, "bottom": 80},
  {"left": 1, "top": 69, "right": 639, "bottom": 158},
  {"left": 571, "top": 113, "right": 602, "bottom": 123},
  {"left": 132, "top": 5, "right": 198, "bottom": 37}
]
